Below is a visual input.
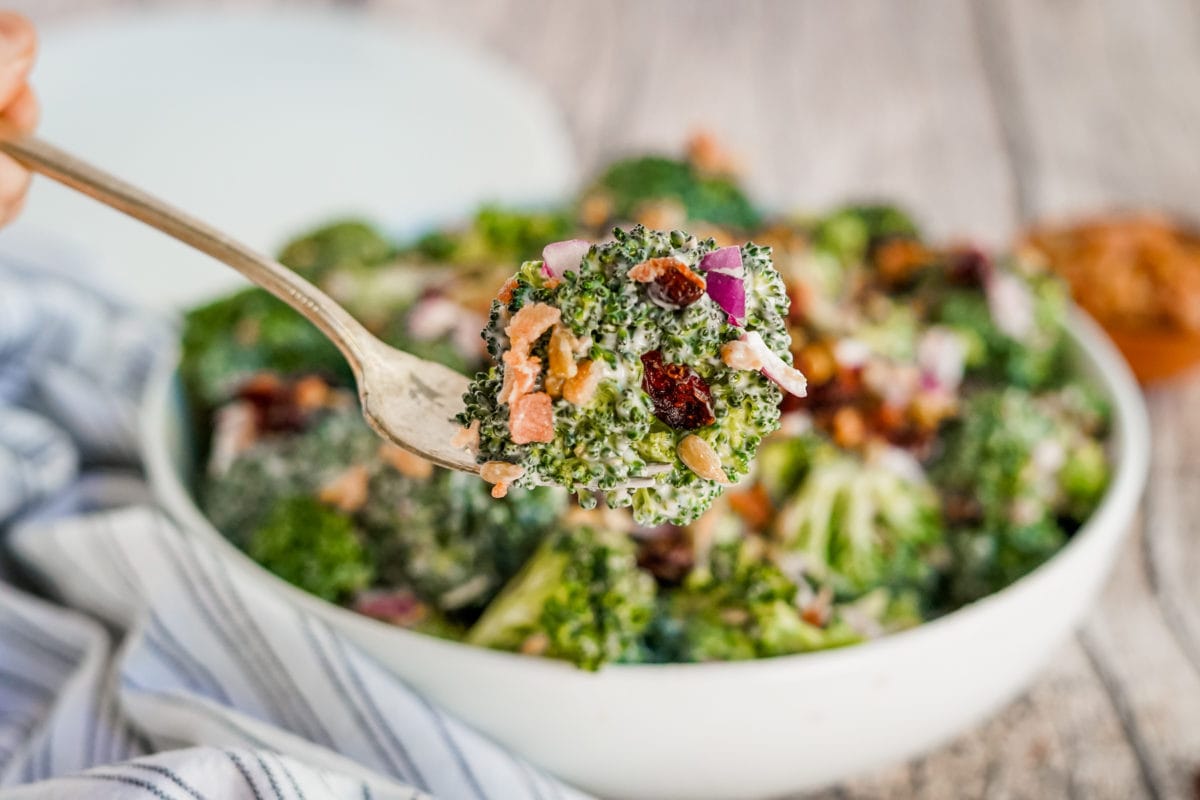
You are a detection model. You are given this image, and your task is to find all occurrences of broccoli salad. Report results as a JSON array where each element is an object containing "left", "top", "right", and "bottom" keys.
[
  {"left": 457, "top": 226, "right": 805, "bottom": 525},
  {"left": 181, "top": 135, "right": 1112, "bottom": 670}
]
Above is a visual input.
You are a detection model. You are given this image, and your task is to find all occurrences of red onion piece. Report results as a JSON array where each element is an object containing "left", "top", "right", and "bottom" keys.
[
  {"left": 740, "top": 331, "right": 808, "bottom": 397},
  {"left": 699, "top": 246, "right": 746, "bottom": 324},
  {"left": 541, "top": 239, "right": 590, "bottom": 278},
  {"left": 916, "top": 327, "right": 967, "bottom": 392},
  {"left": 699, "top": 245, "right": 744, "bottom": 276}
]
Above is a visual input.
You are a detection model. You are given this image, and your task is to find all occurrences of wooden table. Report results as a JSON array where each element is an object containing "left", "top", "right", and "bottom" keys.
[{"left": 16, "top": 1, "right": 1200, "bottom": 797}]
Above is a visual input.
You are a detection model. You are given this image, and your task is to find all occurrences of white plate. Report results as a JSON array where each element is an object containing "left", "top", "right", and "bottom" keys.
[{"left": 0, "top": 8, "right": 575, "bottom": 310}]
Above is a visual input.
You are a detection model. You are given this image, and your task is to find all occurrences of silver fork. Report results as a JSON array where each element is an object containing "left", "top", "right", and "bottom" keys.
[{"left": 0, "top": 130, "right": 667, "bottom": 490}]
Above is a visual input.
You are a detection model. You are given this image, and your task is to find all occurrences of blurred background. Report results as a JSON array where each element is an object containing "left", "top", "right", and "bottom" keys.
[{"left": 5, "top": 1, "right": 1200, "bottom": 798}]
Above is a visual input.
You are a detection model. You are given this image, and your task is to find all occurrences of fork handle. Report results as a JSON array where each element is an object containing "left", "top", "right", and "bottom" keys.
[{"left": 0, "top": 127, "right": 380, "bottom": 374}]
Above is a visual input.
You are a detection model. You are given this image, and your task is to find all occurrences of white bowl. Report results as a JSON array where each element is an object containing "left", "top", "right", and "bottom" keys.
[{"left": 141, "top": 311, "right": 1148, "bottom": 800}]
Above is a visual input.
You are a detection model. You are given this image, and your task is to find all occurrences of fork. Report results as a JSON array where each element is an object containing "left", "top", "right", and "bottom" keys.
[{"left": 0, "top": 130, "right": 669, "bottom": 490}]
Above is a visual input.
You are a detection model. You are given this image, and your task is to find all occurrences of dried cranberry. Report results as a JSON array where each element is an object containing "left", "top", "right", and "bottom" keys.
[
  {"left": 946, "top": 246, "right": 992, "bottom": 286},
  {"left": 236, "top": 373, "right": 315, "bottom": 433},
  {"left": 649, "top": 261, "right": 706, "bottom": 308},
  {"left": 640, "top": 350, "right": 715, "bottom": 430},
  {"left": 635, "top": 524, "right": 694, "bottom": 585}
]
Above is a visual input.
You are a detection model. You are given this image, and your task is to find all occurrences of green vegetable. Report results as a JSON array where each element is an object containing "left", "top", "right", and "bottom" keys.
[
  {"left": 583, "top": 156, "right": 761, "bottom": 230},
  {"left": 181, "top": 288, "right": 352, "bottom": 407},
  {"left": 649, "top": 538, "right": 860, "bottom": 662},
  {"left": 931, "top": 387, "right": 1111, "bottom": 606},
  {"left": 811, "top": 204, "right": 920, "bottom": 265},
  {"left": 466, "top": 525, "right": 656, "bottom": 670},
  {"left": 933, "top": 269, "right": 1069, "bottom": 390},
  {"left": 768, "top": 435, "right": 943, "bottom": 597},
  {"left": 414, "top": 205, "right": 576, "bottom": 266},
  {"left": 360, "top": 470, "right": 565, "bottom": 616},
  {"left": 460, "top": 226, "right": 791, "bottom": 526},
  {"left": 247, "top": 496, "right": 373, "bottom": 602},
  {"left": 277, "top": 220, "right": 393, "bottom": 282}
]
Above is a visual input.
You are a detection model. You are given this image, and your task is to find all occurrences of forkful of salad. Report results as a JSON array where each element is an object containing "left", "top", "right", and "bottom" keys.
[{"left": 0, "top": 130, "right": 806, "bottom": 525}]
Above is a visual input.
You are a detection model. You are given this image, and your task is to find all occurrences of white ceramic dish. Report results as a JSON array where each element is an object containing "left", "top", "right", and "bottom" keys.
[{"left": 141, "top": 311, "right": 1148, "bottom": 800}]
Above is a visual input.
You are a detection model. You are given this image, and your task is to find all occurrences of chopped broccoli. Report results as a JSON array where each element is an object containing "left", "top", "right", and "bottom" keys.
[
  {"left": 460, "top": 226, "right": 794, "bottom": 525},
  {"left": 277, "top": 220, "right": 394, "bottom": 282},
  {"left": 181, "top": 288, "right": 352, "bottom": 407},
  {"left": 649, "top": 538, "right": 860, "bottom": 662},
  {"left": 933, "top": 269, "right": 1069, "bottom": 390},
  {"left": 767, "top": 435, "right": 943, "bottom": 597},
  {"left": 413, "top": 205, "right": 576, "bottom": 266},
  {"left": 811, "top": 204, "right": 920, "bottom": 266},
  {"left": 581, "top": 156, "right": 761, "bottom": 231},
  {"left": 247, "top": 496, "right": 374, "bottom": 602},
  {"left": 931, "top": 387, "right": 1111, "bottom": 605},
  {"left": 359, "top": 469, "right": 565, "bottom": 616},
  {"left": 466, "top": 526, "right": 656, "bottom": 670}
]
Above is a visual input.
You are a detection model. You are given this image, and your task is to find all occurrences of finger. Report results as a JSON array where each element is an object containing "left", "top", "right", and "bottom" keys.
[
  {"left": 0, "top": 13, "right": 35, "bottom": 110},
  {"left": 0, "top": 153, "right": 31, "bottom": 225},
  {"left": 4, "top": 81, "right": 37, "bottom": 131}
]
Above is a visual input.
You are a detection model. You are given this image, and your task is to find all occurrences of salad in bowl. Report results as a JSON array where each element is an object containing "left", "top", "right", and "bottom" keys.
[
  {"left": 146, "top": 138, "right": 1145, "bottom": 798},
  {"left": 179, "top": 140, "right": 1111, "bottom": 671}
]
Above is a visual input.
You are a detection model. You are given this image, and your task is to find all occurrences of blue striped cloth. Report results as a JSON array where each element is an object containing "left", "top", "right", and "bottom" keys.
[{"left": 0, "top": 256, "right": 591, "bottom": 800}]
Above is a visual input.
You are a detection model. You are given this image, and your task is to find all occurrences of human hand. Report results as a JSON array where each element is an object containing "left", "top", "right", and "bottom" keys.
[{"left": 0, "top": 12, "right": 36, "bottom": 225}]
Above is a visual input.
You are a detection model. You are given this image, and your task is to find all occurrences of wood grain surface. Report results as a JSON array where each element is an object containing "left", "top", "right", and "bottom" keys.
[{"left": 11, "top": 1, "right": 1200, "bottom": 797}]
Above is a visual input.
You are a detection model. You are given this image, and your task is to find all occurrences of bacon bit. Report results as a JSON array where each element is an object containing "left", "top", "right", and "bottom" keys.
[
  {"left": 505, "top": 302, "right": 562, "bottom": 357},
  {"left": 481, "top": 461, "right": 525, "bottom": 498},
  {"left": 579, "top": 192, "right": 613, "bottom": 229},
  {"left": 318, "top": 464, "right": 371, "bottom": 513},
  {"left": 563, "top": 359, "right": 604, "bottom": 406},
  {"left": 727, "top": 484, "right": 773, "bottom": 530},
  {"left": 497, "top": 276, "right": 519, "bottom": 304},
  {"left": 635, "top": 199, "right": 687, "bottom": 231},
  {"left": 499, "top": 351, "right": 542, "bottom": 405},
  {"left": 721, "top": 339, "right": 764, "bottom": 371},
  {"left": 871, "top": 238, "right": 932, "bottom": 286},
  {"left": 800, "top": 585, "right": 834, "bottom": 627},
  {"left": 797, "top": 342, "right": 836, "bottom": 387},
  {"left": 378, "top": 443, "right": 434, "bottom": 480},
  {"left": 678, "top": 435, "right": 729, "bottom": 483},
  {"left": 509, "top": 392, "right": 555, "bottom": 444},
  {"left": 451, "top": 419, "right": 480, "bottom": 451},
  {"left": 547, "top": 324, "right": 579, "bottom": 383},
  {"left": 831, "top": 407, "right": 866, "bottom": 449},
  {"left": 520, "top": 632, "right": 550, "bottom": 656},
  {"left": 686, "top": 130, "right": 740, "bottom": 176},
  {"left": 293, "top": 375, "right": 331, "bottom": 411}
]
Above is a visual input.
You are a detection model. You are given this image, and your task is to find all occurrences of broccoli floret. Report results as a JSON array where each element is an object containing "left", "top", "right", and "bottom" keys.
[
  {"left": 465, "top": 526, "right": 656, "bottom": 670},
  {"left": 768, "top": 437, "right": 943, "bottom": 597},
  {"left": 811, "top": 204, "right": 920, "bottom": 266},
  {"left": 649, "top": 538, "right": 860, "bottom": 662},
  {"left": 933, "top": 268, "right": 1068, "bottom": 390},
  {"left": 460, "top": 226, "right": 794, "bottom": 526},
  {"left": 277, "top": 220, "right": 393, "bottom": 282},
  {"left": 359, "top": 470, "right": 565, "bottom": 616},
  {"left": 581, "top": 156, "right": 761, "bottom": 231},
  {"left": 181, "top": 289, "right": 352, "bottom": 407},
  {"left": 931, "top": 387, "right": 1111, "bottom": 605},
  {"left": 247, "top": 496, "right": 374, "bottom": 602},
  {"left": 413, "top": 205, "right": 576, "bottom": 266}
]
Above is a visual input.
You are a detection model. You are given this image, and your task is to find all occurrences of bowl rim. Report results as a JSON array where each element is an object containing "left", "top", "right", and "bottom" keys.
[{"left": 141, "top": 307, "right": 1149, "bottom": 679}]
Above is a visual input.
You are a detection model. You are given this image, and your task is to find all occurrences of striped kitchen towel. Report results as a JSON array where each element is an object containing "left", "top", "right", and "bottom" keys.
[{"left": 0, "top": 255, "right": 591, "bottom": 800}]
